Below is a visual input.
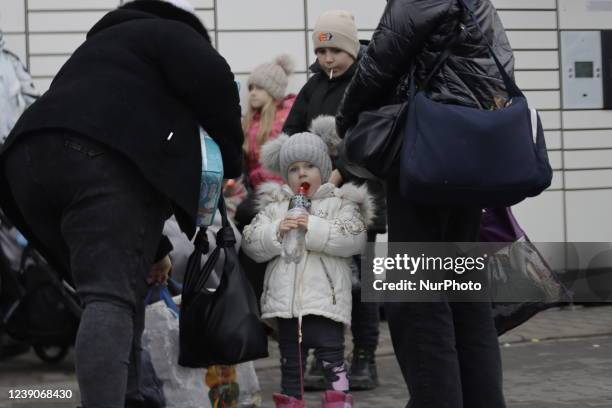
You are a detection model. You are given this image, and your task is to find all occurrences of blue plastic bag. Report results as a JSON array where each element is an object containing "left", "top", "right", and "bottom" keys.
[{"left": 145, "top": 282, "right": 181, "bottom": 316}]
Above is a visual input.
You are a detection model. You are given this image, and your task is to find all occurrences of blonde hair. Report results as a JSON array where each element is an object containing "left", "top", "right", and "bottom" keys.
[{"left": 242, "top": 97, "right": 278, "bottom": 153}]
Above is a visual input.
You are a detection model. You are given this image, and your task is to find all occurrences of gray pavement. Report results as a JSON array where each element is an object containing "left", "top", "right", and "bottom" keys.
[
  {"left": 259, "top": 336, "right": 612, "bottom": 408},
  {"left": 1, "top": 305, "right": 611, "bottom": 407}
]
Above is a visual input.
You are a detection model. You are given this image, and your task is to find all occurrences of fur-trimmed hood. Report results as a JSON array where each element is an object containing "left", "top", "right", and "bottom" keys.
[{"left": 255, "top": 181, "right": 376, "bottom": 228}]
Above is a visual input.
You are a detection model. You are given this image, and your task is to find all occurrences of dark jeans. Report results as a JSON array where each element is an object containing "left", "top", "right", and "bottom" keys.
[
  {"left": 4, "top": 130, "right": 170, "bottom": 408},
  {"left": 384, "top": 178, "right": 506, "bottom": 408},
  {"left": 351, "top": 232, "right": 380, "bottom": 351},
  {"left": 277, "top": 316, "right": 346, "bottom": 398}
]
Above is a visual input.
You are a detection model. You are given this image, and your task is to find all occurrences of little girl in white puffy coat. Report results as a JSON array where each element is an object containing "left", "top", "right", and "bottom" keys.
[{"left": 241, "top": 118, "right": 373, "bottom": 408}]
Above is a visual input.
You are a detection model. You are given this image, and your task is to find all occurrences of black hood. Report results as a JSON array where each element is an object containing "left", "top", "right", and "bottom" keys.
[
  {"left": 88, "top": 0, "right": 210, "bottom": 43},
  {"left": 309, "top": 40, "right": 370, "bottom": 77}
]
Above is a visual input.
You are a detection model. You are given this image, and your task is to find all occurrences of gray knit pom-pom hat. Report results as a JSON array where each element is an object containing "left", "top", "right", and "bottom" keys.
[
  {"left": 261, "top": 132, "right": 332, "bottom": 182},
  {"left": 247, "top": 54, "right": 295, "bottom": 100}
]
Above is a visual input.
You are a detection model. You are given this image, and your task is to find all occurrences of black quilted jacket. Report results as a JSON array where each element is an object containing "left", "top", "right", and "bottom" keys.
[{"left": 337, "top": 0, "right": 515, "bottom": 137}]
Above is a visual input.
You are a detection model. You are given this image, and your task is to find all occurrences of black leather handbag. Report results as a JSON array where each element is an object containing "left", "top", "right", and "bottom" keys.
[
  {"left": 178, "top": 197, "right": 268, "bottom": 368},
  {"left": 341, "top": 102, "right": 408, "bottom": 180}
]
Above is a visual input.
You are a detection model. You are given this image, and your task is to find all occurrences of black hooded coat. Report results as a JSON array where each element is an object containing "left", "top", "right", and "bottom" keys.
[{"left": 0, "top": 0, "right": 244, "bottom": 241}]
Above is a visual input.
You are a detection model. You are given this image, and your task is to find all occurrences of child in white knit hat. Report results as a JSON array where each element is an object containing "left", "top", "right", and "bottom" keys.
[
  {"left": 242, "top": 118, "right": 373, "bottom": 408},
  {"left": 243, "top": 55, "right": 297, "bottom": 191},
  {"left": 283, "top": 10, "right": 361, "bottom": 148}
]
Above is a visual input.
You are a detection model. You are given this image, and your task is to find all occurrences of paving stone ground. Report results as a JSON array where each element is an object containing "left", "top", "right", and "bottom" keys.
[{"left": 1, "top": 305, "right": 611, "bottom": 407}]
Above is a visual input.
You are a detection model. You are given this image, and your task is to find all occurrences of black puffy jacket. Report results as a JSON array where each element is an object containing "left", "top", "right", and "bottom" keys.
[
  {"left": 337, "top": 0, "right": 514, "bottom": 137},
  {"left": 282, "top": 44, "right": 365, "bottom": 136}
]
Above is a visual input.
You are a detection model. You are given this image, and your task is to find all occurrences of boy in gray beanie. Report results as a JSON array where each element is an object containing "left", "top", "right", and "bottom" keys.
[{"left": 242, "top": 121, "right": 375, "bottom": 408}]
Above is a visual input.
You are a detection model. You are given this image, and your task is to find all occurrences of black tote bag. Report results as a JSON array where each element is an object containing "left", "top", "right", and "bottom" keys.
[{"left": 178, "top": 197, "right": 268, "bottom": 368}]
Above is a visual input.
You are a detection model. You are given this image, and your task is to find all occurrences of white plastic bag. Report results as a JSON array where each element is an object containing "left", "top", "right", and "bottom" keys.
[
  {"left": 142, "top": 296, "right": 208, "bottom": 408},
  {"left": 143, "top": 292, "right": 262, "bottom": 407}
]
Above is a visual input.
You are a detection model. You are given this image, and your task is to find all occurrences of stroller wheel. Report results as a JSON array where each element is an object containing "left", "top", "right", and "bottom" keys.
[
  {"left": 33, "top": 344, "right": 69, "bottom": 364},
  {"left": 0, "top": 333, "right": 31, "bottom": 360}
]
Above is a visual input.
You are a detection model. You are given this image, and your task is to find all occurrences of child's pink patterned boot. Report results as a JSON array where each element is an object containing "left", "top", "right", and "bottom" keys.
[
  {"left": 321, "top": 390, "right": 353, "bottom": 408},
  {"left": 273, "top": 393, "right": 307, "bottom": 408}
]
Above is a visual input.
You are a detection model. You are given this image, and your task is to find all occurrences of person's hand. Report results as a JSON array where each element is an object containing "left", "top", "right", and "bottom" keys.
[
  {"left": 329, "top": 169, "right": 343, "bottom": 187},
  {"left": 147, "top": 255, "right": 171, "bottom": 285},
  {"left": 295, "top": 214, "right": 309, "bottom": 229},
  {"left": 278, "top": 217, "right": 299, "bottom": 239},
  {"left": 277, "top": 214, "right": 309, "bottom": 239}
]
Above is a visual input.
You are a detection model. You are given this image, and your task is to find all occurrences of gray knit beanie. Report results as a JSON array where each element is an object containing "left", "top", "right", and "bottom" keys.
[
  {"left": 247, "top": 54, "right": 295, "bottom": 100},
  {"left": 260, "top": 133, "right": 332, "bottom": 182}
]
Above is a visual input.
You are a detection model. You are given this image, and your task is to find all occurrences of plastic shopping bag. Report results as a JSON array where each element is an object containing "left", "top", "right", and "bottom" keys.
[{"left": 143, "top": 293, "right": 208, "bottom": 408}]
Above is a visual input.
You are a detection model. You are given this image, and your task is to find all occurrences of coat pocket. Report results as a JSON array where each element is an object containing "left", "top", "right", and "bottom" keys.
[{"left": 63, "top": 135, "right": 105, "bottom": 158}]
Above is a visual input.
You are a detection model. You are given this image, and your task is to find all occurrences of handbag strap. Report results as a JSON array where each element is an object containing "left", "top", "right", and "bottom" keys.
[
  {"left": 182, "top": 227, "right": 209, "bottom": 294},
  {"left": 416, "top": 0, "right": 522, "bottom": 98},
  {"left": 420, "top": 23, "right": 468, "bottom": 90},
  {"left": 192, "top": 196, "right": 237, "bottom": 295},
  {"left": 456, "top": 0, "right": 522, "bottom": 97}
]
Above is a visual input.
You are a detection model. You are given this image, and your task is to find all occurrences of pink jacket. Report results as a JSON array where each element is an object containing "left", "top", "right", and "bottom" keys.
[{"left": 245, "top": 94, "right": 296, "bottom": 190}]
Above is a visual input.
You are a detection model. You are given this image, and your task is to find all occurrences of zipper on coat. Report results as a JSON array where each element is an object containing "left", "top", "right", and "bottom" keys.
[
  {"left": 291, "top": 262, "right": 299, "bottom": 316},
  {"left": 319, "top": 258, "right": 337, "bottom": 305},
  {"left": 291, "top": 253, "right": 310, "bottom": 317}
]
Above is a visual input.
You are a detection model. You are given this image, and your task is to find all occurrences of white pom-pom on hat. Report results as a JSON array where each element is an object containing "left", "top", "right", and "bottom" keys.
[{"left": 275, "top": 54, "right": 295, "bottom": 76}]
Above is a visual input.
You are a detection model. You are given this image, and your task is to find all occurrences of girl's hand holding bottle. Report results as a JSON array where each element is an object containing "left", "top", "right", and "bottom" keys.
[{"left": 278, "top": 214, "right": 309, "bottom": 239}]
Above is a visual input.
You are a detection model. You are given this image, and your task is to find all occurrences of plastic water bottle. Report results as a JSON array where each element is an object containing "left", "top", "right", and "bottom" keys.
[{"left": 282, "top": 182, "right": 311, "bottom": 264}]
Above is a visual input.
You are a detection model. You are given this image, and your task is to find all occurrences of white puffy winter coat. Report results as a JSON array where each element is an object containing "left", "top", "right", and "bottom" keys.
[{"left": 241, "top": 182, "right": 374, "bottom": 326}]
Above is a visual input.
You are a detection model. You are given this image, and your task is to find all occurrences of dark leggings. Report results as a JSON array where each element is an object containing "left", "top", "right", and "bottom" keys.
[
  {"left": 277, "top": 316, "right": 348, "bottom": 398},
  {"left": 384, "top": 176, "right": 505, "bottom": 408},
  {"left": 351, "top": 231, "right": 380, "bottom": 351}
]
